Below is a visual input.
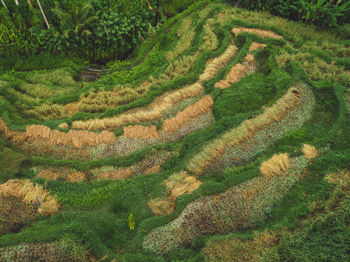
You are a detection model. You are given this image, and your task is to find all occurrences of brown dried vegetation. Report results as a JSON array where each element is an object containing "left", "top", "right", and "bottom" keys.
[
  {"left": 58, "top": 122, "right": 69, "bottom": 129},
  {"left": 215, "top": 54, "right": 256, "bottom": 89},
  {"left": 96, "top": 168, "right": 133, "bottom": 180},
  {"left": 66, "top": 172, "right": 86, "bottom": 182},
  {"left": 249, "top": 42, "right": 267, "bottom": 51},
  {"left": 0, "top": 196, "right": 38, "bottom": 236},
  {"left": 259, "top": 153, "right": 290, "bottom": 178},
  {"left": 72, "top": 83, "right": 203, "bottom": 130},
  {"left": 26, "top": 125, "right": 116, "bottom": 149},
  {"left": 233, "top": 27, "right": 284, "bottom": 39},
  {"left": 36, "top": 170, "right": 60, "bottom": 181},
  {"left": 148, "top": 172, "right": 201, "bottom": 216},
  {"left": 123, "top": 125, "right": 160, "bottom": 140},
  {"left": 0, "top": 118, "right": 117, "bottom": 150},
  {"left": 202, "top": 231, "right": 278, "bottom": 262},
  {"left": 187, "top": 85, "right": 303, "bottom": 175},
  {"left": 64, "top": 101, "right": 80, "bottom": 115},
  {"left": 0, "top": 179, "right": 59, "bottom": 216},
  {"left": 144, "top": 165, "right": 161, "bottom": 175},
  {"left": 162, "top": 95, "right": 214, "bottom": 132},
  {"left": 199, "top": 44, "right": 238, "bottom": 82},
  {"left": 302, "top": 144, "right": 319, "bottom": 160}
]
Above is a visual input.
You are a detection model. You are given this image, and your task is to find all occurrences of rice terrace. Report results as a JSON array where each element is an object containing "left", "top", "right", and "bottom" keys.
[{"left": 0, "top": 0, "right": 349, "bottom": 261}]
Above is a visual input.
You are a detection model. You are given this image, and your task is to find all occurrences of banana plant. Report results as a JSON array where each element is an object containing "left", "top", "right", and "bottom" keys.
[{"left": 298, "top": 0, "right": 350, "bottom": 26}]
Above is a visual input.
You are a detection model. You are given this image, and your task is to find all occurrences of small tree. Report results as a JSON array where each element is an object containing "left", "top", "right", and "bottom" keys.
[{"left": 52, "top": 3, "right": 98, "bottom": 38}]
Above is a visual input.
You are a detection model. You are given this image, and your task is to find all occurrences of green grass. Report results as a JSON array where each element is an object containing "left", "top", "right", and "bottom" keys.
[{"left": 0, "top": 1, "right": 349, "bottom": 261}]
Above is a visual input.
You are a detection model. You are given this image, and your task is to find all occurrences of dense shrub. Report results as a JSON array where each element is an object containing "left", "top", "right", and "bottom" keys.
[
  {"left": 224, "top": 0, "right": 350, "bottom": 28},
  {"left": 0, "top": 0, "right": 159, "bottom": 63}
]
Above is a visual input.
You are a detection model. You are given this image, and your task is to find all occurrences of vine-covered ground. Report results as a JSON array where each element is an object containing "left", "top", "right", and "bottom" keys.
[{"left": 0, "top": 2, "right": 349, "bottom": 261}]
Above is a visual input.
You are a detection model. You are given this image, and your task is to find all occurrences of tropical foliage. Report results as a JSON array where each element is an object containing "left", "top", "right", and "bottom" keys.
[{"left": 0, "top": 1, "right": 349, "bottom": 262}]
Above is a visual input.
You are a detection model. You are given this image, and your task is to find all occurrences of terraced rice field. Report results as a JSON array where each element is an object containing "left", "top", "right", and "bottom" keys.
[{"left": 0, "top": 2, "right": 349, "bottom": 261}]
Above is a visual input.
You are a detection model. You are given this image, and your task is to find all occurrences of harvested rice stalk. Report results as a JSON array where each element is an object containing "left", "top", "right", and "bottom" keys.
[
  {"left": 162, "top": 95, "right": 214, "bottom": 132},
  {"left": 259, "top": 153, "right": 290, "bottom": 178},
  {"left": 215, "top": 54, "right": 256, "bottom": 89},
  {"left": 148, "top": 198, "right": 175, "bottom": 216},
  {"left": 166, "top": 172, "right": 201, "bottom": 200},
  {"left": 58, "top": 122, "right": 69, "bottom": 129},
  {"left": 233, "top": 27, "right": 284, "bottom": 39},
  {"left": 202, "top": 230, "right": 278, "bottom": 261},
  {"left": 144, "top": 165, "right": 161, "bottom": 174},
  {"left": 199, "top": 44, "right": 239, "bottom": 82},
  {"left": 78, "top": 86, "right": 146, "bottom": 113},
  {"left": 66, "top": 172, "right": 86, "bottom": 182},
  {"left": 26, "top": 125, "right": 116, "bottom": 149},
  {"left": 96, "top": 168, "right": 133, "bottom": 180},
  {"left": 123, "top": 125, "right": 160, "bottom": 140},
  {"left": 0, "top": 179, "right": 59, "bottom": 216},
  {"left": 64, "top": 101, "right": 80, "bottom": 115},
  {"left": 148, "top": 172, "right": 201, "bottom": 216},
  {"left": 0, "top": 118, "right": 27, "bottom": 144},
  {"left": 187, "top": 83, "right": 314, "bottom": 175},
  {"left": 302, "top": 144, "right": 319, "bottom": 160},
  {"left": 249, "top": 41, "right": 267, "bottom": 51},
  {"left": 143, "top": 156, "right": 309, "bottom": 254},
  {"left": 36, "top": 170, "right": 60, "bottom": 181},
  {"left": 72, "top": 83, "right": 203, "bottom": 130}
]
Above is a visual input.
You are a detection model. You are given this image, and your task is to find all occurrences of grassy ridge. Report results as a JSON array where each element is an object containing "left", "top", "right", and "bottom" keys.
[{"left": 0, "top": 2, "right": 349, "bottom": 261}]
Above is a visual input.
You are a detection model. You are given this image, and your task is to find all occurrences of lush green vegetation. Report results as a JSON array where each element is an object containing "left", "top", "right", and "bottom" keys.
[{"left": 0, "top": 1, "right": 349, "bottom": 261}]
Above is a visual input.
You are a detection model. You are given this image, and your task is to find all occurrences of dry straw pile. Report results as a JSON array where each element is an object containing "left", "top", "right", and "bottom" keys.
[
  {"left": 72, "top": 83, "right": 203, "bottom": 131},
  {"left": 187, "top": 86, "right": 304, "bottom": 175},
  {"left": 162, "top": 95, "right": 214, "bottom": 132},
  {"left": 36, "top": 170, "right": 60, "bottom": 181},
  {"left": 249, "top": 41, "right": 267, "bottom": 51},
  {"left": 26, "top": 125, "right": 116, "bottom": 149},
  {"left": 199, "top": 44, "right": 238, "bottom": 82},
  {"left": 143, "top": 155, "right": 309, "bottom": 254},
  {"left": 259, "top": 153, "right": 290, "bottom": 177},
  {"left": 0, "top": 118, "right": 27, "bottom": 144},
  {"left": 96, "top": 168, "right": 133, "bottom": 180},
  {"left": 123, "top": 125, "right": 160, "bottom": 139},
  {"left": 302, "top": 144, "right": 319, "bottom": 160},
  {"left": 36, "top": 169, "right": 85, "bottom": 182},
  {"left": 0, "top": 179, "right": 59, "bottom": 216},
  {"left": 66, "top": 172, "right": 86, "bottom": 182},
  {"left": 148, "top": 172, "right": 201, "bottom": 216},
  {"left": 78, "top": 86, "right": 148, "bottom": 113},
  {"left": 215, "top": 54, "right": 256, "bottom": 89},
  {"left": 233, "top": 27, "right": 284, "bottom": 39}
]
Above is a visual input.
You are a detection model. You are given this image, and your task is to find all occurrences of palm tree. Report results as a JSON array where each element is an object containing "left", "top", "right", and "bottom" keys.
[{"left": 52, "top": 3, "right": 98, "bottom": 38}]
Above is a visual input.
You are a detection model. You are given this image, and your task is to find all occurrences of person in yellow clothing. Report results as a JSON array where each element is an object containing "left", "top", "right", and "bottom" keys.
[{"left": 128, "top": 213, "right": 135, "bottom": 231}]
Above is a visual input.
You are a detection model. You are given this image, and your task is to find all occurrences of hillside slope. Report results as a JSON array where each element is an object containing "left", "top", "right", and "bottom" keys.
[{"left": 0, "top": 2, "right": 349, "bottom": 261}]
